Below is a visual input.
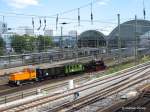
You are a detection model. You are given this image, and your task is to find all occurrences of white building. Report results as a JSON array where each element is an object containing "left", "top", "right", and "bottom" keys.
[
  {"left": 44, "top": 29, "right": 53, "bottom": 36},
  {"left": 0, "top": 21, "right": 7, "bottom": 34},
  {"left": 68, "top": 30, "right": 77, "bottom": 37},
  {"left": 17, "top": 26, "right": 34, "bottom": 36},
  {"left": 1, "top": 32, "right": 14, "bottom": 51}
]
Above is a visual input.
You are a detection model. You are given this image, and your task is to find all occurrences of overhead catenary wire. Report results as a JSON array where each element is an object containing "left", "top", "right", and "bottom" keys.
[
  {"left": 0, "top": 0, "right": 149, "bottom": 29},
  {"left": 0, "top": 0, "right": 109, "bottom": 28},
  {"left": 1, "top": 13, "right": 150, "bottom": 28},
  {"left": 0, "top": 0, "right": 99, "bottom": 18}
]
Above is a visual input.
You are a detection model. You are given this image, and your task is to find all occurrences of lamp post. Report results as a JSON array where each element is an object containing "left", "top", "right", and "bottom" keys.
[
  {"left": 117, "top": 14, "right": 121, "bottom": 64},
  {"left": 134, "top": 15, "right": 138, "bottom": 65},
  {"left": 75, "top": 31, "right": 78, "bottom": 62},
  {"left": 59, "top": 22, "right": 69, "bottom": 58}
]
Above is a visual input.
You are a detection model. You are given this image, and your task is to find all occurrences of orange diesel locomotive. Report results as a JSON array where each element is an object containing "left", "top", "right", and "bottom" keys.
[{"left": 9, "top": 68, "right": 37, "bottom": 85}]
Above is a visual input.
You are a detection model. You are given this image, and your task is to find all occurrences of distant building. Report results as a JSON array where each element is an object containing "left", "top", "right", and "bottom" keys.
[
  {"left": 0, "top": 21, "right": 7, "bottom": 34},
  {"left": 1, "top": 32, "right": 15, "bottom": 51},
  {"left": 44, "top": 29, "right": 53, "bottom": 36},
  {"left": 52, "top": 36, "right": 76, "bottom": 48},
  {"left": 68, "top": 30, "right": 77, "bottom": 37},
  {"left": 17, "top": 26, "right": 34, "bottom": 36}
]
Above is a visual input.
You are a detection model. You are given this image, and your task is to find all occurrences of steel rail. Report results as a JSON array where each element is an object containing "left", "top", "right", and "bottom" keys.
[
  {"left": 3, "top": 65, "right": 150, "bottom": 112},
  {"left": 48, "top": 71, "right": 150, "bottom": 112}
]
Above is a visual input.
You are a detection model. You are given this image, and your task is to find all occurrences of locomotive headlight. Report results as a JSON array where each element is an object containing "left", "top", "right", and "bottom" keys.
[{"left": 46, "top": 73, "right": 49, "bottom": 76}]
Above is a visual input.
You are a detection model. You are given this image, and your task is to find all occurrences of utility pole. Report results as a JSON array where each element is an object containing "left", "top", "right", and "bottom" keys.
[
  {"left": 60, "top": 22, "right": 69, "bottom": 58},
  {"left": 60, "top": 26, "right": 63, "bottom": 49},
  {"left": 2, "top": 16, "right": 5, "bottom": 34},
  {"left": 106, "top": 37, "right": 109, "bottom": 56},
  {"left": 134, "top": 15, "right": 138, "bottom": 65},
  {"left": 117, "top": 14, "right": 121, "bottom": 64},
  {"left": 75, "top": 31, "right": 78, "bottom": 62},
  {"left": 60, "top": 26, "right": 64, "bottom": 59}
]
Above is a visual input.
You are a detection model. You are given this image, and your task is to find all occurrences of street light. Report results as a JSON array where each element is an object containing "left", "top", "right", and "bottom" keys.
[
  {"left": 75, "top": 31, "right": 78, "bottom": 62},
  {"left": 59, "top": 22, "right": 70, "bottom": 59},
  {"left": 59, "top": 22, "right": 70, "bottom": 49}
]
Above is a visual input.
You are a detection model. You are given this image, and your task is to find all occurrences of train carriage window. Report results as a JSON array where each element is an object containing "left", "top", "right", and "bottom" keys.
[
  {"left": 74, "top": 64, "right": 78, "bottom": 69},
  {"left": 75, "top": 64, "right": 77, "bottom": 69},
  {"left": 67, "top": 65, "right": 69, "bottom": 72},
  {"left": 78, "top": 64, "right": 81, "bottom": 69},
  {"left": 69, "top": 65, "right": 72, "bottom": 71},
  {"left": 72, "top": 65, "right": 74, "bottom": 70},
  {"left": 79, "top": 64, "right": 81, "bottom": 69},
  {"left": 75, "top": 64, "right": 77, "bottom": 70}
]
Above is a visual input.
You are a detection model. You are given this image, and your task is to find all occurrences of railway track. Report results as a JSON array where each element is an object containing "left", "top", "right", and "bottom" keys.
[
  {"left": 1, "top": 62, "right": 150, "bottom": 112},
  {"left": 96, "top": 84, "right": 150, "bottom": 112},
  {"left": 0, "top": 73, "right": 91, "bottom": 104},
  {"left": 113, "top": 86, "right": 150, "bottom": 112},
  {"left": 99, "top": 89, "right": 150, "bottom": 112},
  {"left": 0, "top": 57, "right": 146, "bottom": 104},
  {"left": 0, "top": 58, "right": 128, "bottom": 95},
  {"left": 46, "top": 68, "right": 150, "bottom": 112}
]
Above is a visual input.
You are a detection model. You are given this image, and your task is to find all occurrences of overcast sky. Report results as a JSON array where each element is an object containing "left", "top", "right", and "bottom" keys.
[{"left": 0, "top": 0, "right": 149, "bottom": 35}]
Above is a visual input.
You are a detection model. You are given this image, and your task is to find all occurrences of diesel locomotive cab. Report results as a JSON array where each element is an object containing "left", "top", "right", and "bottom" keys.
[{"left": 9, "top": 68, "right": 37, "bottom": 86}]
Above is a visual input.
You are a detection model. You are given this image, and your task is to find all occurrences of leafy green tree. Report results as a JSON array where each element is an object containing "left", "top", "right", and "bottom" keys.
[
  {"left": 0, "top": 37, "right": 5, "bottom": 55},
  {"left": 24, "top": 35, "right": 36, "bottom": 52},
  {"left": 11, "top": 35, "right": 53, "bottom": 53},
  {"left": 11, "top": 35, "right": 36, "bottom": 53},
  {"left": 37, "top": 35, "right": 53, "bottom": 52},
  {"left": 11, "top": 35, "right": 26, "bottom": 53}
]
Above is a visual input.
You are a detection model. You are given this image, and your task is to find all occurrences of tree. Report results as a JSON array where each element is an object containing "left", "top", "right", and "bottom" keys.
[
  {"left": 11, "top": 35, "right": 36, "bottom": 53},
  {"left": 24, "top": 35, "right": 36, "bottom": 52},
  {"left": 11, "top": 35, "right": 26, "bottom": 53},
  {"left": 37, "top": 35, "right": 53, "bottom": 52},
  {"left": 11, "top": 35, "right": 53, "bottom": 53},
  {"left": 0, "top": 37, "right": 5, "bottom": 55}
]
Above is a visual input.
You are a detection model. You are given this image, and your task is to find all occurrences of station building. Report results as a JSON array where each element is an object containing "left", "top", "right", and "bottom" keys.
[
  {"left": 78, "top": 30, "right": 106, "bottom": 48},
  {"left": 108, "top": 20, "right": 150, "bottom": 48}
]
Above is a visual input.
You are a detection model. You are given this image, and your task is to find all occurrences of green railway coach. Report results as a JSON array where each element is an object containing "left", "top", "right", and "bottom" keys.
[{"left": 65, "top": 63, "right": 84, "bottom": 74}]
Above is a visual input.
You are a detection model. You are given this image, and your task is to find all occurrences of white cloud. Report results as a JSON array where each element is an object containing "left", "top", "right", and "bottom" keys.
[
  {"left": 98, "top": 0, "right": 110, "bottom": 6},
  {"left": 5, "top": 0, "right": 40, "bottom": 9}
]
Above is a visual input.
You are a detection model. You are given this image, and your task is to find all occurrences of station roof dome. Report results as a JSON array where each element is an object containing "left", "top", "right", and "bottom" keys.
[
  {"left": 78, "top": 30, "right": 106, "bottom": 48},
  {"left": 108, "top": 19, "right": 150, "bottom": 48},
  {"left": 108, "top": 19, "right": 150, "bottom": 40}
]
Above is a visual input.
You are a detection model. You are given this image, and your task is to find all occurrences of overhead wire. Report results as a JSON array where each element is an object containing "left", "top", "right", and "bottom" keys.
[
  {"left": 0, "top": 0, "right": 99, "bottom": 18},
  {"left": 0, "top": 0, "right": 150, "bottom": 33}
]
